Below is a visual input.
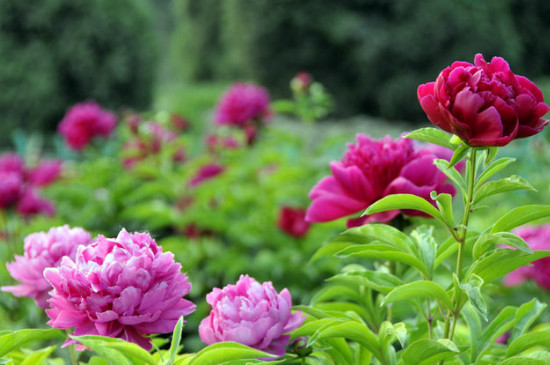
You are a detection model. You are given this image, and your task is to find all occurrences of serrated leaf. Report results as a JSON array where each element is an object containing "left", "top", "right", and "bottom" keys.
[
  {"left": 474, "top": 157, "right": 516, "bottom": 189},
  {"left": 188, "top": 342, "right": 276, "bottom": 365},
  {"left": 472, "top": 232, "right": 532, "bottom": 260},
  {"left": 468, "top": 249, "right": 550, "bottom": 284},
  {"left": 0, "top": 329, "right": 65, "bottom": 357},
  {"left": 399, "top": 339, "right": 460, "bottom": 365},
  {"left": 381, "top": 281, "right": 453, "bottom": 310},
  {"left": 365, "top": 194, "right": 445, "bottom": 224},
  {"left": 476, "top": 175, "right": 536, "bottom": 203},
  {"left": 491, "top": 205, "right": 550, "bottom": 233},
  {"left": 404, "top": 128, "right": 455, "bottom": 150},
  {"left": 506, "top": 330, "right": 550, "bottom": 357},
  {"left": 71, "top": 335, "right": 156, "bottom": 365}
]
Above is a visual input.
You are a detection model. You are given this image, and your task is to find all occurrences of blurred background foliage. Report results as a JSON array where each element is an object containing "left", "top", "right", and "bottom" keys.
[{"left": 2, "top": 0, "right": 550, "bottom": 146}]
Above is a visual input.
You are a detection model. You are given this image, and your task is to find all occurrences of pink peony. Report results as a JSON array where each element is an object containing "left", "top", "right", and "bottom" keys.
[
  {"left": 306, "top": 135, "right": 456, "bottom": 227},
  {"left": 58, "top": 101, "right": 117, "bottom": 150},
  {"left": 205, "top": 134, "right": 240, "bottom": 152},
  {"left": 0, "top": 172, "right": 23, "bottom": 209},
  {"left": 189, "top": 164, "right": 225, "bottom": 187},
  {"left": 27, "top": 159, "right": 63, "bottom": 186},
  {"left": 16, "top": 189, "right": 55, "bottom": 217},
  {"left": 418, "top": 53, "right": 549, "bottom": 147},
  {"left": 504, "top": 225, "right": 550, "bottom": 290},
  {"left": 278, "top": 206, "right": 310, "bottom": 238},
  {"left": 2, "top": 225, "right": 91, "bottom": 308},
  {"left": 199, "top": 275, "right": 305, "bottom": 359},
  {"left": 0, "top": 153, "right": 24, "bottom": 174},
  {"left": 44, "top": 229, "right": 195, "bottom": 350},
  {"left": 215, "top": 83, "right": 271, "bottom": 127}
]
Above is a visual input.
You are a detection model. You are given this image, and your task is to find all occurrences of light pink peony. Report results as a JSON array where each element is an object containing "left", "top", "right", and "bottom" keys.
[
  {"left": 306, "top": 135, "right": 456, "bottom": 227},
  {"left": 418, "top": 53, "right": 549, "bottom": 147},
  {"left": 2, "top": 225, "right": 91, "bottom": 308},
  {"left": 278, "top": 206, "right": 310, "bottom": 238},
  {"left": 504, "top": 225, "right": 550, "bottom": 290},
  {"left": 215, "top": 83, "right": 271, "bottom": 127},
  {"left": 58, "top": 101, "right": 117, "bottom": 150},
  {"left": 199, "top": 275, "right": 305, "bottom": 359},
  {"left": 44, "top": 229, "right": 195, "bottom": 350}
]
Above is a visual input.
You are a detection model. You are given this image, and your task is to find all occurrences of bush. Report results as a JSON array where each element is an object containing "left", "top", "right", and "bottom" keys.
[{"left": 0, "top": 0, "right": 158, "bottom": 146}]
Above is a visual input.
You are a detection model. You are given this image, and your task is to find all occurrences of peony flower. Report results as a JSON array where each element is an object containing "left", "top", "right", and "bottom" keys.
[
  {"left": 1, "top": 225, "right": 91, "bottom": 308},
  {"left": 0, "top": 153, "right": 24, "bottom": 174},
  {"left": 16, "top": 189, "right": 55, "bottom": 217},
  {"left": 278, "top": 206, "right": 310, "bottom": 238},
  {"left": 0, "top": 171, "right": 23, "bottom": 209},
  {"left": 205, "top": 134, "right": 240, "bottom": 152},
  {"left": 44, "top": 229, "right": 195, "bottom": 350},
  {"left": 215, "top": 83, "right": 271, "bottom": 127},
  {"left": 58, "top": 101, "right": 117, "bottom": 150},
  {"left": 199, "top": 275, "right": 305, "bottom": 359},
  {"left": 418, "top": 53, "right": 549, "bottom": 147},
  {"left": 306, "top": 135, "right": 456, "bottom": 228},
  {"left": 504, "top": 225, "right": 550, "bottom": 290},
  {"left": 27, "top": 159, "right": 63, "bottom": 186},
  {"left": 189, "top": 164, "right": 225, "bottom": 187},
  {"left": 291, "top": 72, "right": 311, "bottom": 93}
]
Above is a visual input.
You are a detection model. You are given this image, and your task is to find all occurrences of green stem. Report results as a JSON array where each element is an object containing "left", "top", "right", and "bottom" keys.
[{"left": 66, "top": 330, "right": 79, "bottom": 365}]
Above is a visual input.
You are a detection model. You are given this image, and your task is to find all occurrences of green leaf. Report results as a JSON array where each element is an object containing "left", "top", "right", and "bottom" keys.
[
  {"left": 448, "top": 144, "right": 470, "bottom": 168},
  {"left": 431, "top": 192, "right": 454, "bottom": 227},
  {"left": 379, "top": 322, "right": 407, "bottom": 348},
  {"left": 411, "top": 226, "right": 438, "bottom": 279},
  {"left": 510, "top": 299, "right": 547, "bottom": 343},
  {"left": 404, "top": 128, "right": 455, "bottom": 150},
  {"left": 499, "top": 358, "right": 550, "bottom": 365},
  {"left": 461, "top": 303, "right": 482, "bottom": 362},
  {"left": 271, "top": 99, "right": 296, "bottom": 114},
  {"left": 484, "top": 147, "right": 499, "bottom": 166},
  {"left": 398, "top": 339, "right": 459, "bottom": 365},
  {"left": 476, "top": 175, "right": 536, "bottom": 203},
  {"left": 506, "top": 330, "right": 550, "bottom": 357},
  {"left": 474, "top": 157, "right": 515, "bottom": 189},
  {"left": 365, "top": 194, "right": 445, "bottom": 223},
  {"left": 491, "top": 205, "right": 550, "bottom": 233},
  {"left": 310, "top": 242, "right": 354, "bottom": 262},
  {"left": 472, "top": 232, "right": 532, "bottom": 260},
  {"left": 478, "top": 306, "right": 517, "bottom": 357},
  {"left": 20, "top": 346, "right": 56, "bottom": 365},
  {"left": 336, "top": 244, "right": 429, "bottom": 277},
  {"left": 381, "top": 281, "right": 453, "bottom": 310},
  {"left": 167, "top": 316, "right": 185, "bottom": 365},
  {"left": 433, "top": 159, "right": 467, "bottom": 197},
  {"left": 188, "top": 342, "right": 276, "bottom": 365},
  {"left": 329, "top": 268, "right": 403, "bottom": 294},
  {"left": 308, "top": 320, "right": 380, "bottom": 362},
  {"left": 70, "top": 335, "right": 156, "bottom": 365},
  {"left": 291, "top": 318, "right": 346, "bottom": 340},
  {"left": 341, "top": 224, "right": 415, "bottom": 254},
  {"left": 468, "top": 249, "right": 550, "bottom": 284},
  {"left": 459, "top": 274, "right": 487, "bottom": 321},
  {"left": 0, "top": 329, "right": 64, "bottom": 357}
]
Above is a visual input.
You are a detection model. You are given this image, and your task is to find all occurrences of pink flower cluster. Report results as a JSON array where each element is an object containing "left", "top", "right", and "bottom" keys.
[
  {"left": 45, "top": 229, "right": 195, "bottom": 350},
  {"left": 504, "top": 225, "right": 550, "bottom": 290},
  {"left": 306, "top": 135, "right": 456, "bottom": 227},
  {"left": 58, "top": 101, "right": 117, "bottom": 150},
  {"left": 0, "top": 153, "right": 61, "bottom": 217},
  {"left": 2, "top": 225, "right": 91, "bottom": 308},
  {"left": 418, "top": 53, "right": 549, "bottom": 147},
  {"left": 199, "top": 275, "right": 305, "bottom": 359}
]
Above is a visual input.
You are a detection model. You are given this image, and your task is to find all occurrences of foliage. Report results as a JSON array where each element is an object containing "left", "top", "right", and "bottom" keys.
[{"left": 0, "top": 0, "right": 158, "bottom": 146}]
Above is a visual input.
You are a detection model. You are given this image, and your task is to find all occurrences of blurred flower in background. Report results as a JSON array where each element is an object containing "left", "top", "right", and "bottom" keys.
[{"left": 277, "top": 206, "right": 310, "bottom": 238}]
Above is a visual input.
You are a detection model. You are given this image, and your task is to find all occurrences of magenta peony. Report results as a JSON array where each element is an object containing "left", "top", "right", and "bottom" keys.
[
  {"left": 27, "top": 159, "right": 63, "bottom": 186},
  {"left": 189, "top": 164, "right": 225, "bottom": 187},
  {"left": 2, "top": 225, "right": 91, "bottom": 308},
  {"left": 504, "top": 225, "right": 550, "bottom": 290},
  {"left": 16, "top": 188, "right": 55, "bottom": 217},
  {"left": 44, "top": 229, "right": 195, "bottom": 350},
  {"left": 278, "top": 206, "right": 310, "bottom": 238},
  {"left": 215, "top": 83, "right": 271, "bottom": 127},
  {"left": 0, "top": 153, "right": 24, "bottom": 174},
  {"left": 306, "top": 135, "right": 456, "bottom": 227},
  {"left": 199, "top": 275, "right": 305, "bottom": 359},
  {"left": 0, "top": 171, "right": 23, "bottom": 209},
  {"left": 58, "top": 101, "right": 117, "bottom": 150},
  {"left": 418, "top": 53, "right": 549, "bottom": 147}
]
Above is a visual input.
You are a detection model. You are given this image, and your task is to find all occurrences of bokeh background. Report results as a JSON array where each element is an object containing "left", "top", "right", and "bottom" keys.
[{"left": 2, "top": 0, "right": 550, "bottom": 147}]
